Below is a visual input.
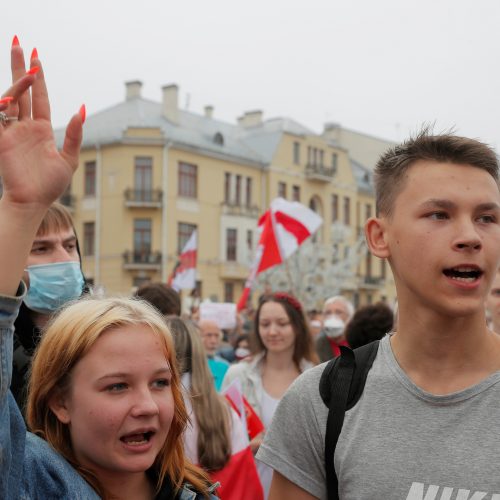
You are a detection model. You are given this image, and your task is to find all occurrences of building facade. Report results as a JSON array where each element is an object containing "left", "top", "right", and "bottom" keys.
[{"left": 56, "top": 81, "right": 396, "bottom": 309}]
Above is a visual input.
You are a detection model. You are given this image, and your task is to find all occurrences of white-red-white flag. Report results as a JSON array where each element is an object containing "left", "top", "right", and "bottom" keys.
[
  {"left": 237, "top": 198, "right": 322, "bottom": 310},
  {"left": 170, "top": 230, "right": 197, "bottom": 291},
  {"left": 216, "top": 379, "right": 264, "bottom": 500}
]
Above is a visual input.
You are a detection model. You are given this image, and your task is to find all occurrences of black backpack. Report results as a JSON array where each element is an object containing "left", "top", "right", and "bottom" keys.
[{"left": 319, "top": 341, "right": 380, "bottom": 500}]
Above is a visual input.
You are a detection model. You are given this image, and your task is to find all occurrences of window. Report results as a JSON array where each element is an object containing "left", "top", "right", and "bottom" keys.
[
  {"left": 319, "top": 150, "right": 324, "bottom": 166},
  {"left": 331, "top": 194, "right": 339, "bottom": 222},
  {"left": 133, "top": 219, "right": 152, "bottom": 259},
  {"left": 366, "top": 252, "right": 372, "bottom": 277},
  {"left": 246, "top": 177, "right": 252, "bottom": 206},
  {"left": 331, "top": 153, "right": 338, "bottom": 172},
  {"left": 292, "top": 185, "right": 301, "bottom": 202},
  {"left": 381, "top": 258, "right": 387, "bottom": 279},
  {"left": 343, "top": 197, "right": 351, "bottom": 226},
  {"left": 307, "top": 146, "right": 313, "bottom": 165},
  {"left": 293, "top": 141, "right": 300, "bottom": 164},
  {"left": 178, "top": 162, "right": 197, "bottom": 198},
  {"left": 83, "top": 222, "right": 95, "bottom": 256},
  {"left": 224, "top": 172, "right": 231, "bottom": 203},
  {"left": 247, "top": 229, "right": 253, "bottom": 250},
  {"left": 365, "top": 204, "right": 372, "bottom": 221},
  {"left": 226, "top": 228, "right": 237, "bottom": 261},
  {"left": 278, "top": 182, "right": 287, "bottom": 199},
  {"left": 178, "top": 223, "right": 197, "bottom": 254},
  {"left": 214, "top": 132, "right": 224, "bottom": 146},
  {"left": 134, "top": 157, "right": 153, "bottom": 202},
  {"left": 84, "top": 161, "right": 96, "bottom": 197},
  {"left": 224, "top": 282, "right": 234, "bottom": 303},
  {"left": 235, "top": 175, "right": 242, "bottom": 205}
]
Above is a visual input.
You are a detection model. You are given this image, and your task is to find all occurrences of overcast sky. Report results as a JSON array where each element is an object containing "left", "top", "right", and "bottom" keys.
[{"left": 2, "top": 0, "right": 500, "bottom": 151}]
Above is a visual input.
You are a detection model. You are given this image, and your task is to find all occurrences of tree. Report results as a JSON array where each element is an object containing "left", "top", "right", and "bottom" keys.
[{"left": 256, "top": 222, "right": 368, "bottom": 310}]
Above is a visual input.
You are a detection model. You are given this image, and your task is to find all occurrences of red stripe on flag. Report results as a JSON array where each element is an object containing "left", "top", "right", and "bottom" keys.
[
  {"left": 274, "top": 210, "right": 311, "bottom": 244},
  {"left": 210, "top": 446, "right": 264, "bottom": 500},
  {"left": 257, "top": 211, "right": 282, "bottom": 272},
  {"left": 177, "top": 249, "right": 196, "bottom": 272}
]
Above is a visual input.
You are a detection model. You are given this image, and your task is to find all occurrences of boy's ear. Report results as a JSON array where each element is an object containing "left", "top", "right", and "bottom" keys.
[
  {"left": 48, "top": 392, "right": 71, "bottom": 424},
  {"left": 365, "top": 217, "right": 390, "bottom": 258}
]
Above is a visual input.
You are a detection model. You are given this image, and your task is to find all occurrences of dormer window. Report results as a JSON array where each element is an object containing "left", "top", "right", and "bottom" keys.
[{"left": 214, "top": 132, "right": 224, "bottom": 146}]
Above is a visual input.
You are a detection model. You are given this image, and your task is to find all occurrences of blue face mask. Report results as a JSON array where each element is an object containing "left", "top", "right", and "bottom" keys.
[{"left": 24, "top": 261, "right": 85, "bottom": 314}]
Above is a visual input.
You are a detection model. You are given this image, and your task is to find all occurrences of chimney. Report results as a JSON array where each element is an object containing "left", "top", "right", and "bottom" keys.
[
  {"left": 162, "top": 84, "right": 179, "bottom": 123},
  {"left": 238, "top": 110, "right": 263, "bottom": 128},
  {"left": 204, "top": 105, "right": 214, "bottom": 119},
  {"left": 125, "top": 80, "right": 142, "bottom": 100},
  {"left": 323, "top": 122, "right": 341, "bottom": 142}
]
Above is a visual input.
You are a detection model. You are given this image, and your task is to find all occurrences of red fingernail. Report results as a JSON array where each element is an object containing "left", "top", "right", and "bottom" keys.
[
  {"left": 0, "top": 96, "right": 14, "bottom": 105},
  {"left": 12, "top": 35, "right": 20, "bottom": 47},
  {"left": 26, "top": 66, "right": 40, "bottom": 75},
  {"left": 79, "top": 104, "right": 86, "bottom": 124},
  {"left": 30, "top": 48, "right": 38, "bottom": 61}
]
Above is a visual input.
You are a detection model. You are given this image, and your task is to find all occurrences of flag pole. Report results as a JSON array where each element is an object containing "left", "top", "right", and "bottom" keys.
[{"left": 283, "top": 259, "right": 296, "bottom": 296}]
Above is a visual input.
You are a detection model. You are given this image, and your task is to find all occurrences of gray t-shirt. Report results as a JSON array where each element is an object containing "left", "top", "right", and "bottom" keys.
[{"left": 256, "top": 335, "right": 500, "bottom": 499}]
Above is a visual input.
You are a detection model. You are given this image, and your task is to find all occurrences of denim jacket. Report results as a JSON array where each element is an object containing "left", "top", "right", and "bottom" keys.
[{"left": 0, "top": 284, "right": 218, "bottom": 500}]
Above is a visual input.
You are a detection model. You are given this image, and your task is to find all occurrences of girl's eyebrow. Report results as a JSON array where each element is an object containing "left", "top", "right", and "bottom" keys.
[{"left": 97, "top": 367, "right": 171, "bottom": 382}]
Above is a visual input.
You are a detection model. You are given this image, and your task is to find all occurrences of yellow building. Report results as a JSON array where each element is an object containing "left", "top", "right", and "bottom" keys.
[{"left": 56, "top": 81, "right": 396, "bottom": 309}]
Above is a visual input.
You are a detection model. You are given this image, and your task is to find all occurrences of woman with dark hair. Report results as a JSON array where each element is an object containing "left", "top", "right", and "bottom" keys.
[{"left": 221, "top": 292, "right": 318, "bottom": 498}]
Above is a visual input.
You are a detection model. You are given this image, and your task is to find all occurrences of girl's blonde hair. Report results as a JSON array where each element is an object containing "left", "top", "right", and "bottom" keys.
[
  {"left": 26, "top": 296, "right": 211, "bottom": 499},
  {"left": 165, "top": 317, "right": 232, "bottom": 471}
]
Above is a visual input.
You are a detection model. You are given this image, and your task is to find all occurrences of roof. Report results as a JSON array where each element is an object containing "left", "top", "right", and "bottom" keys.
[{"left": 54, "top": 96, "right": 318, "bottom": 168}]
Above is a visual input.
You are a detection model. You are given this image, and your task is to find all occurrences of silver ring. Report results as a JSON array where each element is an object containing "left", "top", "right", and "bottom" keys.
[{"left": 0, "top": 112, "right": 18, "bottom": 126}]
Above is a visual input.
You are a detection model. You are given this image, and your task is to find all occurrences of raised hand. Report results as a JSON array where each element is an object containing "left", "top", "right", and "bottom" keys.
[
  {"left": 0, "top": 36, "right": 84, "bottom": 211},
  {"left": 0, "top": 37, "right": 84, "bottom": 296}
]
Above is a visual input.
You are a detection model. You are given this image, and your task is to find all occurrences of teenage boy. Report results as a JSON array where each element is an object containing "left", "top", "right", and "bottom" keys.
[
  {"left": 257, "top": 132, "right": 500, "bottom": 499},
  {"left": 11, "top": 203, "right": 85, "bottom": 411}
]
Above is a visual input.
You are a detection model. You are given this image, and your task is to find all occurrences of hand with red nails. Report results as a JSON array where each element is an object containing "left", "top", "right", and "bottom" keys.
[{"left": 0, "top": 36, "right": 85, "bottom": 296}]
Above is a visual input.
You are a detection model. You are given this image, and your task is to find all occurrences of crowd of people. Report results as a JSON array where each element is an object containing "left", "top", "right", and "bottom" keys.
[{"left": 1, "top": 36, "right": 500, "bottom": 500}]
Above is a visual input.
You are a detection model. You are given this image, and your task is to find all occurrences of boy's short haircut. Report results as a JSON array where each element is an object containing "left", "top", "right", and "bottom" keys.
[{"left": 374, "top": 129, "right": 500, "bottom": 217}]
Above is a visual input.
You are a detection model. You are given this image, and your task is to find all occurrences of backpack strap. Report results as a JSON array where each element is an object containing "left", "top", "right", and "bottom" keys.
[{"left": 319, "top": 340, "right": 380, "bottom": 500}]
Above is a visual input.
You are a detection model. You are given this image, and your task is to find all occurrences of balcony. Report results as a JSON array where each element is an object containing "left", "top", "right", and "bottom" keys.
[
  {"left": 305, "top": 163, "right": 336, "bottom": 182},
  {"left": 59, "top": 193, "right": 76, "bottom": 211},
  {"left": 124, "top": 188, "right": 163, "bottom": 208},
  {"left": 122, "top": 250, "right": 162, "bottom": 270},
  {"left": 221, "top": 201, "right": 260, "bottom": 218}
]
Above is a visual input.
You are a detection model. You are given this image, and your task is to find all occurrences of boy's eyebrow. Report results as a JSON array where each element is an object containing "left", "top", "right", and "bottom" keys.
[
  {"left": 419, "top": 199, "right": 500, "bottom": 211},
  {"left": 62, "top": 235, "right": 77, "bottom": 244},
  {"left": 31, "top": 234, "right": 77, "bottom": 246},
  {"left": 419, "top": 199, "right": 457, "bottom": 210},
  {"left": 476, "top": 202, "right": 500, "bottom": 212}
]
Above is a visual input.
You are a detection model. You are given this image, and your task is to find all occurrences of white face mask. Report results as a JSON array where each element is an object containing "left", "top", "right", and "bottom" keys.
[
  {"left": 235, "top": 347, "right": 251, "bottom": 359},
  {"left": 323, "top": 315, "right": 345, "bottom": 339}
]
